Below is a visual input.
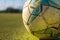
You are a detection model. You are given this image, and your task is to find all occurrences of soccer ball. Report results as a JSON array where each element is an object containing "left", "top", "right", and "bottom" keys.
[{"left": 22, "top": 0, "right": 60, "bottom": 39}]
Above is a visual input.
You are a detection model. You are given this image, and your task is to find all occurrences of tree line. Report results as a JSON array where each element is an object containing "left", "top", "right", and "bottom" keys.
[{"left": 0, "top": 7, "right": 22, "bottom": 13}]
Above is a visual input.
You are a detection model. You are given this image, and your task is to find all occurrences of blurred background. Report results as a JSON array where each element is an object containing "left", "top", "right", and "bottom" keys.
[
  {"left": 0, "top": 0, "right": 39, "bottom": 40},
  {"left": 0, "top": 0, "right": 26, "bottom": 13}
]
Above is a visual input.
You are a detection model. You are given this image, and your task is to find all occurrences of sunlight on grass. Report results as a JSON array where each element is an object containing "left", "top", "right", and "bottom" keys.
[{"left": 0, "top": 13, "right": 39, "bottom": 40}]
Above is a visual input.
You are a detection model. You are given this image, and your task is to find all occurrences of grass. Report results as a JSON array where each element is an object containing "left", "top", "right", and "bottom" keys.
[{"left": 0, "top": 13, "right": 39, "bottom": 40}]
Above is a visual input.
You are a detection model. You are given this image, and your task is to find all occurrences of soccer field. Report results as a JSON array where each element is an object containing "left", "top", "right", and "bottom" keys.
[{"left": 0, "top": 13, "right": 38, "bottom": 40}]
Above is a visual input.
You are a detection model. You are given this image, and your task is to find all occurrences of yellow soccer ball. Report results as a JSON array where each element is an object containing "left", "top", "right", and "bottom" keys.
[{"left": 22, "top": 0, "right": 60, "bottom": 39}]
